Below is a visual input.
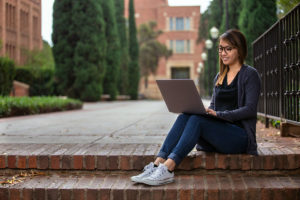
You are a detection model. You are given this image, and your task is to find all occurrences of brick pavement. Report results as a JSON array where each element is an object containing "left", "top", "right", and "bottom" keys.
[
  {"left": 0, "top": 173, "right": 300, "bottom": 200},
  {"left": 0, "top": 100, "right": 299, "bottom": 199}
]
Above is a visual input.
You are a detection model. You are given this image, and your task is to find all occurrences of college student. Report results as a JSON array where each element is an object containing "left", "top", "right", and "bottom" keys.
[{"left": 131, "top": 29, "right": 261, "bottom": 186}]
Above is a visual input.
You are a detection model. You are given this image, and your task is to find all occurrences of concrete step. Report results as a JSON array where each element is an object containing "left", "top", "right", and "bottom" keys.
[
  {"left": 0, "top": 143, "right": 299, "bottom": 171},
  {"left": 0, "top": 172, "right": 299, "bottom": 200}
]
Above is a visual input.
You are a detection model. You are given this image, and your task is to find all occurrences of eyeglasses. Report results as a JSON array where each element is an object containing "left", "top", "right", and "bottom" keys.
[{"left": 218, "top": 46, "right": 234, "bottom": 54}]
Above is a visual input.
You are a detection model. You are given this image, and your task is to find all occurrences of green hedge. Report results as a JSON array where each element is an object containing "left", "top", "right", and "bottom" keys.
[
  {"left": 0, "top": 57, "right": 15, "bottom": 96},
  {"left": 14, "top": 66, "right": 55, "bottom": 96},
  {"left": 0, "top": 96, "right": 83, "bottom": 118}
]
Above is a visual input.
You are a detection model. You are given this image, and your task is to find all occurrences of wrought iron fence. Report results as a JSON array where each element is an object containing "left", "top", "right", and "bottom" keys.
[{"left": 253, "top": 3, "right": 300, "bottom": 126}]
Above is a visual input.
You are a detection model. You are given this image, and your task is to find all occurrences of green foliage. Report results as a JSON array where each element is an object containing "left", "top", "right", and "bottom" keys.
[
  {"left": 0, "top": 57, "right": 15, "bottom": 96},
  {"left": 0, "top": 96, "right": 82, "bottom": 118},
  {"left": 128, "top": 60, "right": 139, "bottom": 99},
  {"left": 52, "top": 0, "right": 106, "bottom": 101},
  {"left": 52, "top": 0, "right": 76, "bottom": 96},
  {"left": 197, "top": 11, "right": 209, "bottom": 43},
  {"left": 22, "top": 41, "right": 55, "bottom": 69},
  {"left": 15, "top": 41, "right": 55, "bottom": 96},
  {"left": 14, "top": 66, "right": 55, "bottom": 96},
  {"left": 102, "top": 0, "right": 121, "bottom": 100},
  {"left": 197, "top": 0, "right": 278, "bottom": 96},
  {"left": 138, "top": 21, "right": 172, "bottom": 88},
  {"left": 239, "top": 0, "right": 277, "bottom": 65},
  {"left": 200, "top": 0, "right": 224, "bottom": 96},
  {"left": 72, "top": 0, "right": 107, "bottom": 101},
  {"left": 219, "top": 0, "right": 242, "bottom": 33},
  {"left": 128, "top": 0, "right": 140, "bottom": 100},
  {"left": 277, "top": 0, "right": 300, "bottom": 18},
  {"left": 114, "top": 0, "right": 129, "bottom": 95}
]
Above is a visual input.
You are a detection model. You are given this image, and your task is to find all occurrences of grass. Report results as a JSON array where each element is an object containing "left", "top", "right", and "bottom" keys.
[{"left": 0, "top": 96, "right": 83, "bottom": 118}]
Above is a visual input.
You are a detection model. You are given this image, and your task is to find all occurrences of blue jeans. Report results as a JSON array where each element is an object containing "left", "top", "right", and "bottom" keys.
[{"left": 157, "top": 114, "right": 248, "bottom": 165}]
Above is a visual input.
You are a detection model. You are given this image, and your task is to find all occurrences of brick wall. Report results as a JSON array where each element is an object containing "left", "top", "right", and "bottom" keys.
[
  {"left": 10, "top": 80, "right": 29, "bottom": 96},
  {"left": 0, "top": 0, "right": 42, "bottom": 65},
  {"left": 124, "top": 0, "right": 205, "bottom": 99}
]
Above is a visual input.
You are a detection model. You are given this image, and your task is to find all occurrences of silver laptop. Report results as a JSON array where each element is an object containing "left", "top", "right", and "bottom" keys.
[{"left": 156, "top": 79, "right": 232, "bottom": 123}]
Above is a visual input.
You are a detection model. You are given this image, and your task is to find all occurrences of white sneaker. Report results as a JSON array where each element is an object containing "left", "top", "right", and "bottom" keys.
[
  {"left": 131, "top": 162, "right": 157, "bottom": 183},
  {"left": 142, "top": 163, "right": 174, "bottom": 186}
]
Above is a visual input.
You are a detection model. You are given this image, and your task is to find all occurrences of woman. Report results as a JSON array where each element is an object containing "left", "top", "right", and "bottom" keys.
[{"left": 131, "top": 29, "right": 261, "bottom": 186}]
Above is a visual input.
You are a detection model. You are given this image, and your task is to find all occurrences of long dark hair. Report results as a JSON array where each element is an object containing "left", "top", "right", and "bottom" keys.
[{"left": 216, "top": 29, "right": 247, "bottom": 86}]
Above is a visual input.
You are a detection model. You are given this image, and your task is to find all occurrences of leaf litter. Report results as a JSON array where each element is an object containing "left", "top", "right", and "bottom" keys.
[{"left": 0, "top": 170, "right": 46, "bottom": 186}]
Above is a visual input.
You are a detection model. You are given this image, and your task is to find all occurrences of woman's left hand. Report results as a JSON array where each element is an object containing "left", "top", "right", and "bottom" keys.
[{"left": 206, "top": 108, "right": 217, "bottom": 116}]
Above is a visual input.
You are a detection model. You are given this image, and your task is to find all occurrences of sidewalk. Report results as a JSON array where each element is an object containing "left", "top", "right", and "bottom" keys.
[
  {"left": 0, "top": 100, "right": 299, "bottom": 171},
  {"left": 0, "top": 100, "right": 299, "bottom": 199}
]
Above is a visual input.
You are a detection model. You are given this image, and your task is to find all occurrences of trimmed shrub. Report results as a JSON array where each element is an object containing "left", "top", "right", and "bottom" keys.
[
  {"left": 0, "top": 96, "right": 83, "bottom": 118},
  {"left": 14, "top": 66, "right": 55, "bottom": 96},
  {"left": 0, "top": 57, "right": 15, "bottom": 96}
]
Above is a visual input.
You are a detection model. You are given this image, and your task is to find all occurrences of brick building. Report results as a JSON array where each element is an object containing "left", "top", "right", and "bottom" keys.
[
  {"left": 0, "top": 0, "right": 42, "bottom": 65},
  {"left": 125, "top": 0, "right": 204, "bottom": 99}
]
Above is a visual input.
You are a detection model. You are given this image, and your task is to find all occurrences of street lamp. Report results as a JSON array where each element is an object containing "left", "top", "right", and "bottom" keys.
[
  {"left": 210, "top": 26, "right": 219, "bottom": 40},
  {"left": 205, "top": 39, "right": 213, "bottom": 49},
  {"left": 201, "top": 52, "right": 207, "bottom": 61},
  {"left": 197, "top": 62, "right": 204, "bottom": 74}
]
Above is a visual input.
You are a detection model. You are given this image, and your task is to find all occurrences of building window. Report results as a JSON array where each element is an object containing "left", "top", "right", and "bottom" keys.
[
  {"left": 175, "top": 40, "right": 185, "bottom": 53},
  {"left": 175, "top": 17, "right": 184, "bottom": 31},
  {"left": 171, "top": 67, "right": 190, "bottom": 79},
  {"left": 168, "top": 17, "right": 192, "bottom": 31},
  {"left": 169, "top": 17, "right": 173, "bottom": 30},
  {"left": 33, "top": 16, "right": 38, "bottom": 39},
  {"left": 169, "top": 40, "right": 191, "bottom": 54},
  {"left": 20, "top": 10, "right": 29, "bottom": 34},
  {"left": 169, "top": 40, "right": 173, "bottom": 50},
  {"left": 185, "top": 18, "right": 190, "bottom": 30},
  {"left": 186, "top": 40, "right": 190, "bottom": 53}
]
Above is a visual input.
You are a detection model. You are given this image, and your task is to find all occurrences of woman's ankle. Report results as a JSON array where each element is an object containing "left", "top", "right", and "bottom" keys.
[
  {"left": 154, "top": 157, "right": 166, "bottom": 166},
  {"left": 164, "top": 159, "right": 176, "bottom": 171}
]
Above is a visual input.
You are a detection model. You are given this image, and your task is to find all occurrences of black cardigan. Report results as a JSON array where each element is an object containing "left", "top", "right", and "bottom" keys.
[{"left": 208, "top": 64, "right": 261, "bottom": 155}]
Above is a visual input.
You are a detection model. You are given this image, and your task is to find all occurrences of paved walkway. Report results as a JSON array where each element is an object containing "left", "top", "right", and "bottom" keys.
[
  {"left": 1, "top": 100, "right": 300, "bottom": 199},
  {"left": 0, "top": 100, "right": 197, "bottom": 144},
  {"left": 0, "top": 100, "right": 299, "bottom": 172}
]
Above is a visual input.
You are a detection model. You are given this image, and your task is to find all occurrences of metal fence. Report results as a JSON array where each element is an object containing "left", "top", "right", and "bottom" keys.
[{"left": 253, "top": 3, "right": 300, "bottom": 126}]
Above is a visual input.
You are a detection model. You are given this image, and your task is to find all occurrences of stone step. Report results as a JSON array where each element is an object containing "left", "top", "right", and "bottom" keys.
[
  {"left": 0, "top": 143, "right": 299, "bottom": 171},
  {"left": 0, "top": 172, "right": 299, "bottom": 200}
]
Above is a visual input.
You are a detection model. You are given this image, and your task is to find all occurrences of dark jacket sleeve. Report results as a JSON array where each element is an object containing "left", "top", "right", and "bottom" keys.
[{"left": 216, "top": 69, "right": 261, "bottom": 122}]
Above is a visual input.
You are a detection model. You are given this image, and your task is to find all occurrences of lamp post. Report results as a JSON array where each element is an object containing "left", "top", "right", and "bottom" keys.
[
  {"left": 197, "top": 62, "right": 204, "bottom": 94},
  {"left": 209, "top": 27, "right": 219, "bottom": 95},
  {"left": 201, "top": 52, "right": 207, "bottom": 61}
]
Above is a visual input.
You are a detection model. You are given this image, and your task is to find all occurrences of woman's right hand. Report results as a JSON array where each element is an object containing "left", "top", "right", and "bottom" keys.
[{"left": 206, "top": 108, "right": 217, "bottom": 116}]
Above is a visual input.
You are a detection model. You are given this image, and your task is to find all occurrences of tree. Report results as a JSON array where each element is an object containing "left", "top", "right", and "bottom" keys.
[
  {"left": 0, "top": 57, "right": 15, "bottom": 96},
  {"left": 72, "top": 0, "right": 106, "bottom": 101},
  {"left": 114, "top": 0, "right": 129, "bottom": 95},
  {"left": 128, "top": 0, "right": 140, "bottom": 100},
  {"left": 16, "top": 40, "right": 56, "bottom": 96},
  {"left": 101, "top": 0, "right": 121, "bottom": 100},
  {"left": 239, "top": 0, "right": 277, "bottom": 65},
  {"left": 197, "top": 11, "right": 209, "bottom": 43},
  {"left": 52, "top": 0, "right": 76, "bottom": 96},
  {"left": 138, "top": 21, "right": 172, "bottom": 88},
  {"left": 21, "top": 40, "right": 55, "bottom": 69},
  {"left": 277, "top": 0, "right": 300, "bottom": 18},
  {"left": 219, "top": 0, "right": 242, "bottom": 33},
  {"left": 201, "top": 0, "right": 224, "bottom": 96}
]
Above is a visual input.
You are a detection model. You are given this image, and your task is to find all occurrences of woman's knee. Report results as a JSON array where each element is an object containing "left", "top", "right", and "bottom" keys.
[
  {"left": 178, "top": 113, "right": 191, "bottom": 121},
  {"left": 188, "top": 115, "right": 206, "bottom": 123}
]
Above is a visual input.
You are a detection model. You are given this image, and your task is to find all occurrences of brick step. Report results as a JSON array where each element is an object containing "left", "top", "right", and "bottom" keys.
[
  {"left": 0, "top": 143, "right": 299, "bottom": 171},
  {"left": 0, "top": 172, "right": 299, "bottom": 200}
]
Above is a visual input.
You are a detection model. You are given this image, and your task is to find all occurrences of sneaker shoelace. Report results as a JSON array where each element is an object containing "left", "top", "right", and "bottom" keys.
[
  {"left": 151, "top": 166, "right": 167, "bottom": 180},
  {"left": 143, "top": 163, "right": 153, "bottom": 171}
]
